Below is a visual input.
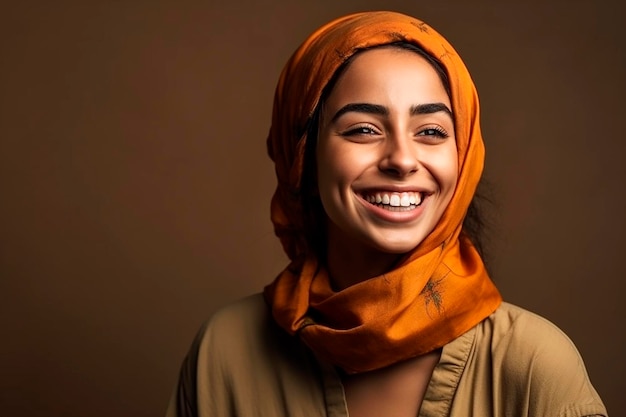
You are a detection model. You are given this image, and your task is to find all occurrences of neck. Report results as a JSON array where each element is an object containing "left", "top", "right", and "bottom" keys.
[{"left": 324, "top": 224, "right": 405, "bottom": 291}]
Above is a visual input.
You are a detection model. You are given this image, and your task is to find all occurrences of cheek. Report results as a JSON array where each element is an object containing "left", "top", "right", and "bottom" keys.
[
  {"left": 316, "top": 141, "right": 355, "bottom": 192},
  {"left": 315, "top": 141, "right": 373, "bottom": 221},
  {"left": 315, "top": 142, "right": 342, "bottom": 207},
  {"left": 425, "top": 144, "right": 459, "bottom": 195},
  {"left": 443, "top": 154, "right": 459, "bottom": 193}
]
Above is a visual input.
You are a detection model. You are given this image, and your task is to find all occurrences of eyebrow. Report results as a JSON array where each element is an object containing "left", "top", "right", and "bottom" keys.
[
  {"left": 330, "top": 102, "right": 453, "bottom": 123},
  {"left": 330, "top": 103, "right": 387, "bottom": 122},
  {"left": 410, "top": 103, "right": 453, "bottom": 118}
]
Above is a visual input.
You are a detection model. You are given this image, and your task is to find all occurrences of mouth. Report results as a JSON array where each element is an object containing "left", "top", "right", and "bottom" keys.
[{"left": 359, "top": 191, "right": 425, "bottom": 212}]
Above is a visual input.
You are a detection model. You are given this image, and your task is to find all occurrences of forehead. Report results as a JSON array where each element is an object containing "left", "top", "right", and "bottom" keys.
[{"left": 324, "top": 47, "right": 451, "bottom": 109}]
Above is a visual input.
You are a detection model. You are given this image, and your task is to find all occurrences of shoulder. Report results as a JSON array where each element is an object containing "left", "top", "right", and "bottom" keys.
[
  {"left": 484, "top": 302, "right": 590, "bottom": 380},
  {"left": 484, "top": 302, "right": 586, "bottom": 371},
  {"left": 168, "top": 294, "right": 323, "bottom": 417},
  {"left": 174, "top": 294, "right": 274, "bottom": 386},
  {"left": 195, "top": 293, "right": 317, "bottom": 382},
  {"left": 203, "top": 293, "right": 271, "bottom": 342},
  {"left": 165, "top": 296, "right": 270, "bottom": 417},
  {"left": 476, "top": 302, "right": 607, "bottom": 416},
  {"left": 197, "top": 293, "right": 291, "bottom": 366},
  {"left": 486, "top": 302, "right": 579, "bottom": 355}
]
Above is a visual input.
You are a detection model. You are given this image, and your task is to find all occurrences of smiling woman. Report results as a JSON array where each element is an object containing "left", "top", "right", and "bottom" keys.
[
  {"left": 316, "top": 47, "right": 458, "bottom": 289},
  {"left": 166, "top": 11, "right": 607, "bottom": 417}
]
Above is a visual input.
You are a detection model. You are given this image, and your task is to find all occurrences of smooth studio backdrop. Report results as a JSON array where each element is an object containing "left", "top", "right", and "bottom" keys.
[{"left": 1, "top": 1, "right": 624, "bottom": 416}]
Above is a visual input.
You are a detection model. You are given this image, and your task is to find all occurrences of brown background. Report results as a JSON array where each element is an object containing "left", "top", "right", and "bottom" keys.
[{"left": 1, "top": 1, "right": 624, "bottom": 416}]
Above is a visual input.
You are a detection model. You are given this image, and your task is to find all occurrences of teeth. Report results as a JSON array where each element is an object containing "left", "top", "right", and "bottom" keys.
[{"left": 363, "top": 191, "right": 423, "bottom": 207}]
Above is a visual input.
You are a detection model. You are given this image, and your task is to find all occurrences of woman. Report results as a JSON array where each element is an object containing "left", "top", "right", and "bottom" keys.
[{"left": 167, "top": 11, "right": 607, "bottom": 417}]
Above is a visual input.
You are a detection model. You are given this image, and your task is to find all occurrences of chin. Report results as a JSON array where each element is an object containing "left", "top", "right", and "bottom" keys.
[{"left": 370, "top": 238, "right": 423, "bottom": 255}]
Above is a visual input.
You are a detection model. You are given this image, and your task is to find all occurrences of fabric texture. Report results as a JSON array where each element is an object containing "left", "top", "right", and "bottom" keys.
[
  {"left": 264, "top": 10, "right": 501, "bottom": 373},
  {"left": 166, "top": 294, "right": 608, "bottom": 417}
]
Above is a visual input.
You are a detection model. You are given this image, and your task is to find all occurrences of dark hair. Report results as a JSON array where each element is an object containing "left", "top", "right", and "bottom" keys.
[{"left": 300, "top": 41, "right": 489, "bottom": 263}]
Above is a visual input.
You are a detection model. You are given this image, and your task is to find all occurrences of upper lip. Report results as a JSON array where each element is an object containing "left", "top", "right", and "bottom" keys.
[{"left": 355, "top": 185, "right": 431, "bottom": 194}]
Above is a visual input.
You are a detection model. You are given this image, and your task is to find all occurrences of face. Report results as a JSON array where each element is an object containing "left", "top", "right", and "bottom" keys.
[{"left": 316, "top": 47, "right": 458, "bottom": 256}]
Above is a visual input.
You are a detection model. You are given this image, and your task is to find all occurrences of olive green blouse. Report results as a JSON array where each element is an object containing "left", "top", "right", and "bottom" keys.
[{"left": 166, "top": 294, "right": 607, "bottom": 417}]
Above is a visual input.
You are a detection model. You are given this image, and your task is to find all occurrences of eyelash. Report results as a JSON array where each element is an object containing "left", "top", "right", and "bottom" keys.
[
  {"left": 341, "top": 125, "right": 450, "bottom": 139},
  {"left": 418, "top": 126, "right": 449, "bottom": 139},
  {"left": 342, "top": 125, "right": 380, "bottom": 136}
]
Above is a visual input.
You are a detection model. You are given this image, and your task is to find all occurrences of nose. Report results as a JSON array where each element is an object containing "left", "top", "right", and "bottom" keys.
[{"left": 378, "top": 136, "right": 419, "bottom": 177}]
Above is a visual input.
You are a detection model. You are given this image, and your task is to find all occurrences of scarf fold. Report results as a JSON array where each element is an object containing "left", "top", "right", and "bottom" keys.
[{"left": 264, "top": 11, "right": 502, "bottom": 374}]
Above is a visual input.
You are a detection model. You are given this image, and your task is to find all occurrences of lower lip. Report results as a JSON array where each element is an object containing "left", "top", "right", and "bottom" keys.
[{"left": 358, "top": 195, "right": 427, "bottom": 223}]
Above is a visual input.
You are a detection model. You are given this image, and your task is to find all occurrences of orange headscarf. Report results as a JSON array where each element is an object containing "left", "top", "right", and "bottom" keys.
[{"left": 264, "top": 11, "right": 502, "bottom": 374}]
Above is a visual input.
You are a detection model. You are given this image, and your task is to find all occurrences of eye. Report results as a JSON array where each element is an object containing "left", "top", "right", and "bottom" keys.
[
  {"left": 342, "top": 125, "right": 380, "bottom": 137},
  {"left": 417, "top": 126, "right": 449, "bottom": 140}
]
